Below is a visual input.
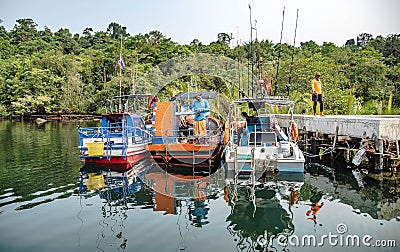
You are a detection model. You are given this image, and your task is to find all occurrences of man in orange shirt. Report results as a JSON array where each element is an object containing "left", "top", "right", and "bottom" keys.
[{"left": 311, "top": 72, "right": 325, "bottom": 116}]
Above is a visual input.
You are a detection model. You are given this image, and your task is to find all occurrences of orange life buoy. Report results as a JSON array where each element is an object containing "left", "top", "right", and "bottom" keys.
[
  {"left": 290, "top": 121, "right": 299, "bottom": 142},
  {"left": 223, "top": 121, "right": 230, "bottom": 145}
]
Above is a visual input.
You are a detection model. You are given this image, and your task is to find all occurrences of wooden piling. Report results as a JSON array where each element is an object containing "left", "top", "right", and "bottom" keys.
[{"left": 374, "top": 137, "right": 384, "bottom": 173}]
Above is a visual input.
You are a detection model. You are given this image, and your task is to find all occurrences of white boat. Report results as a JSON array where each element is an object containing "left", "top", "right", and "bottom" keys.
[{"left": 224, "top": 97, "right": 305, "bottom": 177}]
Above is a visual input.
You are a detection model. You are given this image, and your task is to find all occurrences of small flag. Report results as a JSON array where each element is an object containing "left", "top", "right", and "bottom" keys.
[{"left": 117, "top": 55, "right": 125, "bottom": 70}]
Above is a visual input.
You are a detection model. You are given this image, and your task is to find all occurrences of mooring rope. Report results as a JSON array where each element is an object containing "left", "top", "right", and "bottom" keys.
[{"left": 302, "top": 147, "right": 334, "bottom": 158}]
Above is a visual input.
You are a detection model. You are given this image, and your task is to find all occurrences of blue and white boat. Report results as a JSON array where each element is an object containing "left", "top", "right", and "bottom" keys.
[
  {"left": 78, "top": 94, "right": 153, "bottom": 171},
  {"left": 224, "top": 97, "right": 305, "bottom": 177}
]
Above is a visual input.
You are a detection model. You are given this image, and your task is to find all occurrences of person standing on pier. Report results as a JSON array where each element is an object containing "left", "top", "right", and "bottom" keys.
[{"left": 311, "top": 72, "right": 325, "bottom": 116}]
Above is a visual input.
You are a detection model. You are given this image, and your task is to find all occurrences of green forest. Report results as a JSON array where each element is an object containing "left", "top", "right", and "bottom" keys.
[{"left": 0, "top": 18, "right": 399, "bottom": 116}]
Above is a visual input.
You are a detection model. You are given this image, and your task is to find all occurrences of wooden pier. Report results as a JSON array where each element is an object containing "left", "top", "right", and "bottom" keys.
[{"left": 275, "top": 114, "right": 400, "bottom": 172}]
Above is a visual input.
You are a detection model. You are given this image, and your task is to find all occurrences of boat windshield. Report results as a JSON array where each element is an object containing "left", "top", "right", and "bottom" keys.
[{"left": 248, "top": 132, "right": 276, "bottom": 146}]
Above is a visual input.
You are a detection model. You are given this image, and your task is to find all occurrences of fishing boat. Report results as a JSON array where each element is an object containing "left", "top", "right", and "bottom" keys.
[
  {"left": 78, "top": 94, "right": 153, "bottom": 171},
  {"left": 224, "top": 5, "right": 304, "bottom": 177},
  {"left": 146, "top": 91, "right": 225, "bottom": 172},
  {"left": 224, "top": 96, "right": 305, "bottom": 177}
]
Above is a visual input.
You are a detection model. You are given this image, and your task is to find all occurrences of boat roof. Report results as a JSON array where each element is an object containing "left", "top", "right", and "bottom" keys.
[
  {"left": 108, "top": 94, "right": 155, "bottom": 114},
  {"left": 231, "top": 97, "right": 294, "bottom": 107},
  {"left": 111, "top": 94, "right": 155, "bottom": 101},
  {"left": 171, "top": 91, "right": 219, "bottom": 100},
  {"left": 102, "top": 112, "right": 144, "bottom": 119}
]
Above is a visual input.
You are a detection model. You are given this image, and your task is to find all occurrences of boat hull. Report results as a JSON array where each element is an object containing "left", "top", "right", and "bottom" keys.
[
  {"left": 81, "top": 152, "right": 153, "bottom": 173},
  {"left": 81, "top": 148, "right": 149, "bottom": 171},
  {"left": 225, "top": 142, "right": 305, "bottom": 176},
  {"left": 225, "top": 158, "right": 304, "bottom": 177},
  {"left": 148, "top": 144, "right": 224, "bottom": 163},
  {"left": 147, "top": 143, "right": 224, "bottom": 171}
]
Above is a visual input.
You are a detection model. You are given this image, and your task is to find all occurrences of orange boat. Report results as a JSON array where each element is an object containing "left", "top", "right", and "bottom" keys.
[{"left": 146, "top": 92, "right": 225, "bottom": 172}]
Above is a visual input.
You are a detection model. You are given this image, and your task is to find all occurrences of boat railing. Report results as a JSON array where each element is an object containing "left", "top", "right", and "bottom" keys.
[
  {"left": 79, "top": 125, "right": 151, "bottom": 140},
  {"left": 151, "top": 127, "right": 222, "bottom": 145},
  {"left": 78, "top": 125, "right": 152, "bottom": 159}
]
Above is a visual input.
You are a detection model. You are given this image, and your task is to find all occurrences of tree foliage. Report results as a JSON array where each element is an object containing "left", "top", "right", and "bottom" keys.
[{"left": 0, "top": 18, "right": 399, "bottom": 115}]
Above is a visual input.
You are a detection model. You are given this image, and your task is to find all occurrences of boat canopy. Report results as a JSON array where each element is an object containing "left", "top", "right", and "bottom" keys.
[
  {"left": 231, "top": 97, "right": 294, "bottom": 108},
  {"left": 171, "top": 91, "right": 219, "bottom": 101},
  {"left": 109, "top": 94, "right": 155, "bottom": 114}
]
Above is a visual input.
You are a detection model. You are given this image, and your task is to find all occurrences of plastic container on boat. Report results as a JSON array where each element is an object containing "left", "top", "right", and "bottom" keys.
[
  {"left": 87, "top": 142, "right": 105, "bottom": 156},
  {"left": 280, "top": 141, "right": 291, "bottom": 157}
]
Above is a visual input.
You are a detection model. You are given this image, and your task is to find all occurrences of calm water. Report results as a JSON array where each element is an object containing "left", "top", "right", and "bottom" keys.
[{"left": 0, "top": 120, "right": 399, "bottom": 252}]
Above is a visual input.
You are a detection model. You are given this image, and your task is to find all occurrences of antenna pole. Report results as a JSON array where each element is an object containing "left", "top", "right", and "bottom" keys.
[
  {"left": 288, "top": 9, "right": 299, "bottom": 95},
  {"left": 248, "top": 4, "right": 252, "bottom": 97},
  {"left": 119, "top": 34, "right": 123, "bottom": 112},
  {"left": 237, "top": 26, "right": 241, "bottom": 98},
  {"left": 273, "top": 7, "right": 285, "bottom": 96}
]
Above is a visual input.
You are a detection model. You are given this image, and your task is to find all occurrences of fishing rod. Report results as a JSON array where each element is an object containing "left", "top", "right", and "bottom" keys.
[
  {"left": 235, "top": 26, "right": 239, "bottom": 99},
  {"left": 248, "top": 4, "right": 259, "bottom": 98},
  {"left": 248, "top": 4, "right": 253, "bottom": 97},
  {"left": 273, "top": 7, "right": 285, "bottom": 96},
  {"left": 119, "top": 34, "right": 123, "bottom": 112},
  {"left": 287, "top": 9, "right": 299, "bottom": 96}
]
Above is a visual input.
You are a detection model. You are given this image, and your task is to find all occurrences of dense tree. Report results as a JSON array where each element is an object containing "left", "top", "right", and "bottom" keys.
[
  {"left": 106, "top": 22, "right": 129, "bottom": 40},
  {"left": 10, "top": 18, "right": 38, "bottom": 45},
  {"left": 357, "top": 33, "right": 373, "bottom": 48},
  {"left": 0, "top": 19, "right": 398, "bottom": 115},
  {"left": 190, "top": 39, "right": 203, "bottom": 52},
  {"left": 53, "top": 28, "right": 80, "bottom": 54},
  {"left": 382, "top": 34, "right": 400, "bottom": 65},
  {"left": 300, "top": 40, "right": 320, "bottom": 54},
  {"left": 217, "top": 32, "right": 233, "bottom": 46}
]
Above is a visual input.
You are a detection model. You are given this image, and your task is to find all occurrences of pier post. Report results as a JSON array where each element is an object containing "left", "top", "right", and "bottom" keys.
[
  {"left": 302, "top": 127, "right": 308, "bottom": 152},
  {"left": 332, "top": 126, "right": 339, "bottom": 160},
  {"left": 234, "top": 145, "right": 238, "bottom": 180},
  {"left": 311, "top": 137, "right": 317, "bottom": 155},
  {"left": 345, "top": 149, "right": 350, "bottom": 164},
  {"left": 374, "top": 137, "right": 383, "bottom": 173}
]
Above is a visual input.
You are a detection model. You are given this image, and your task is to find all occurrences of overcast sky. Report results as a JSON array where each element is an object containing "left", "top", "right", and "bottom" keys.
[{"left": 1, "top": 0, "right": 399, "bottom": 46}]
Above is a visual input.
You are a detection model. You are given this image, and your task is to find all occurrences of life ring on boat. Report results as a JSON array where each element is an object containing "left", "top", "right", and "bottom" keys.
[
  {"left": 148, "top": 95, "right": 158, "bottom": 109},
  {"left": 290, "top": 121, "right": 299, "bottom": 142},
  {"left": 224, "top": 121, "right": 230, "bottom": 145}
]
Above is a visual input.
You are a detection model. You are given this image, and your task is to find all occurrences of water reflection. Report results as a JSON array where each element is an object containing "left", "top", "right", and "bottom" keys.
[
  {"left": 79, "top": 155, "right": 154, "bottom": 251},
  {"left": 78, "top": 160, "right": 225, "bottom": 251},
  {"left": 144, "top": 164, "right": 224, "bottom": 226},
  {"left": 1, "top": 121, "right": 398, "bottom": 252},
  {"left": 306, "top": 163, "right": 400, "bottom": 221},
  {"left": 0, "top": 121, "right": 82, "bottom": 211},
  {"left": 224, "top": 172, "right": 304, "bottom": 250}
]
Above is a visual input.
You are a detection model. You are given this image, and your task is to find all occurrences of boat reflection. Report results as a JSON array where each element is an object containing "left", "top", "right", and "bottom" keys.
[
  {"left": 79, "top": 155, "right": 154, "bottom": 251},
  {"left": 79, "top": 160, "right": 226, "bottom": 250},
  {"left": 223, "top": 171, "right": 304, "bottom": 250},
  {"left": 144, "top": 164, "right": 224, "bottom": 227}
]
